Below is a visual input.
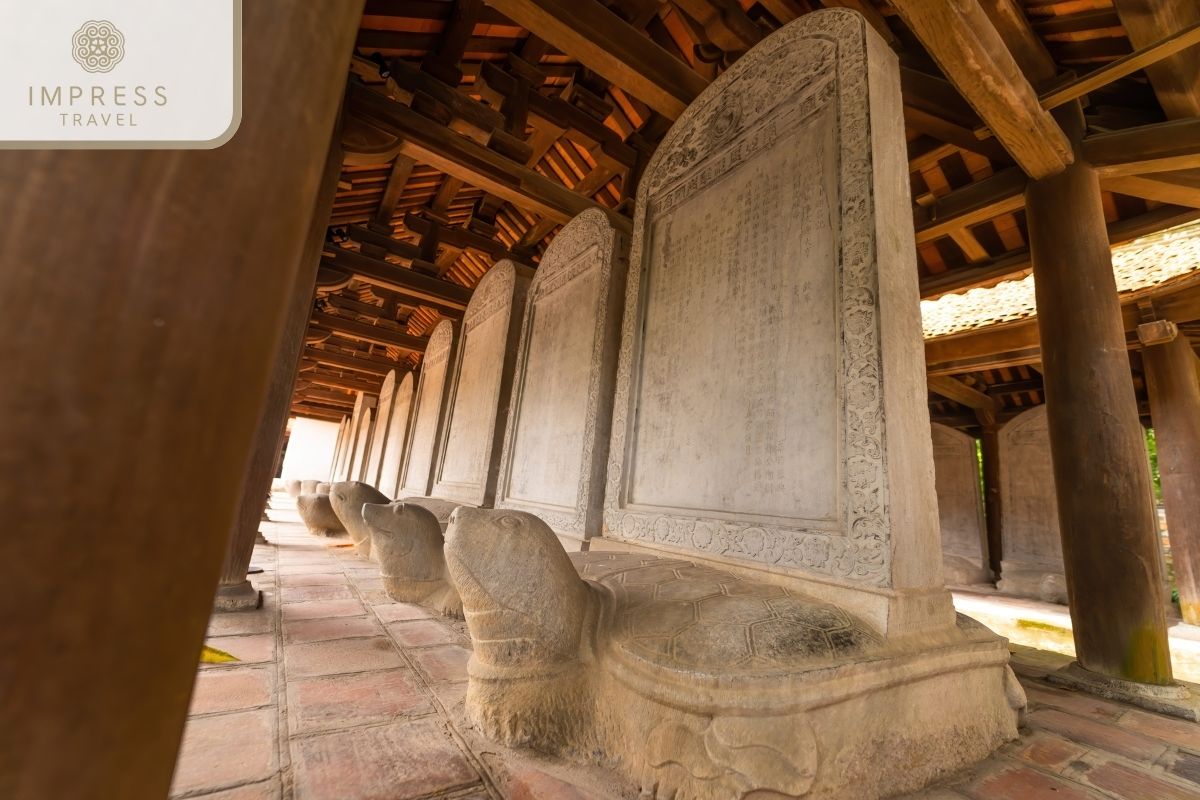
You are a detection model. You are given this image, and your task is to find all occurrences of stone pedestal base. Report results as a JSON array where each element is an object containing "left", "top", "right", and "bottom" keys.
[
  {"left": 943, "top": 554, "right": 991, "bottom": 586},
  {"left": 1046, "top": 661, "right": 1200, "bottom": 721},
  {"left": 213, "top": 580, "right": 262, "bottom": 612},
  {"left": 996, "top": 560, "right": 1067, "bottom": 603}
]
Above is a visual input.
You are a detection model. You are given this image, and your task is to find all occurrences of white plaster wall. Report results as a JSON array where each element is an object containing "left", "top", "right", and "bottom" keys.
[{"left": 280, "top": 417, "right": 341, "bottom": 482}]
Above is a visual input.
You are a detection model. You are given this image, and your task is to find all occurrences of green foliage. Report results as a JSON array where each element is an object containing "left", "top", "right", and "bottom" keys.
[{"left": 1146, "top": 428, "right": 1162, "bottom": 502}]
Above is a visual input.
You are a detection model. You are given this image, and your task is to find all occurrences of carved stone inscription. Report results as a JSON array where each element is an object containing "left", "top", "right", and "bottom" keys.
[
  {"left": 399, "top": 321, "right": 453, "bottom": 497},
  {"left": 628, "top": 105, "right": 839, "bottom": 523},
  {"left": 999, "top": 406, "right": 1062, "bottom": 565},
  {"left": 507, "top": 247, "right": 602, "bottom": 510},
  {"left": 438, "top": 306, "right": 508, "bottom": 491},
  {"left": 365, "top": 370, "right": 396, "bottom": 488},
  {"left": 930, "top": 423, "right": 986, "bottom": 563}
]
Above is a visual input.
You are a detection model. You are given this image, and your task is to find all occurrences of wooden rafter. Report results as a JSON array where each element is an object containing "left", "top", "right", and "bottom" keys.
[
  {"left": 1083, "top": 118, "right": 1200, "bottom": 177},
  {"left": 303, "top": 345, "right": 403, "bottom": 376},
  {"left": 310, "top": 311, "right": 429, "bottom": 353}
]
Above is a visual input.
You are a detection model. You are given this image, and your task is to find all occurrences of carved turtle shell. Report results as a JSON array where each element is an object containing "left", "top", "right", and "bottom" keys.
[{"left": 569, "top": 552, "right": 883, "bottom": 674}]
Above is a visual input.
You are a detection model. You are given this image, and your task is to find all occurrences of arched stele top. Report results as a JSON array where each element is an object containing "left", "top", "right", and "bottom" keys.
[
  {"left": 603, "top": 9, "right": 939, "bottom": 600},
  {"left": 495, "top": 209, "right": 630, "bottom": 542},
  {"left": 398, "top": 318, "right": 460, "bottom": 498}
]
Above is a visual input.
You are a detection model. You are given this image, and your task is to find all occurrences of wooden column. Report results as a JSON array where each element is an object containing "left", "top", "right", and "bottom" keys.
[
  {"left": 1026, "top": 103, "right": 1173, "bottom": 685},
  {"left": 1141, "top": 324, "right": 1200, "bottom": 625},
  {"left": 0, "top": 3, "right": 365, "bottom": 799},
  {"left": 215, "top": 137, "right": 345, "bottom": 611},
  {"left": 977, "top": 415, "right": 1004, "bottom": 580}
]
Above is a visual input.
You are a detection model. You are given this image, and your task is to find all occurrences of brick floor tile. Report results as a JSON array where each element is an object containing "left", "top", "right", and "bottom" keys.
[
  {"left": 170, "top": 709, "right": 276, "bottom": 796},
  {"left": 1079, "top": 760, "right": 1199, "bottom": 800},
  {"left": 351, "top": 576, "right": 386, "bottom": 590},
  {"left": 281, "top": 599, "right": 365, "bottom": 621},
  {"left": 204, "top": 634, "right": 276, "bottom": 666},
  {"left": 287, "top": 668, "right": 434, "bottom": 734},
  {"left": 207, "top": 609, "right": 274, "bottom": 637},
  {"left": 285, "top": 637, "right": 403, "bottom": 678},
  {"left": 412, "top": 644, "right": 472, "bottom": 684},
  {"left": 388, "top": 619, "right": 463, "bottom": 647},
  {"left": 278, "top": 564, "right": 344, "bottom": 575},
  {"left": 280, "top": 584, "right": 355, "bottom": 604},
  {"left": 1116, "top": 708, "right": 1200, "bottom": 752},
  {"left": 431, "top": 681, "right": 468, "bottom": 712},
  {"left": 359, "top": 588, "right": 392, "bottom": 606},
  {"left": 509, "top": 767, "right": 604, "bottom": 799},
  {"left": 279, "top": 573, "right": 348, "bottom": 588},
  {"left": 291, "top": 719, "right": 479, "bottom": 800},
  {"left": 963, "top": 764, "right": 1103, "bottom": 800},
  {"left": 373, "top": 602, "right": 431, "bottom": 622},
  {"left": 283, "top": 615, "right": 383, "bottom": 645},
  {"left": 1029, "top": 708, "right": 1169, "bottom": 763},
  {"left": 1013, "top": 731, "right": 1089, "bottom": 772},
  {"left": 1024, "top": 685, "right": 1127, "bottom": 722},
  {"left": 184, "top": 778, "right": 280, "bottom": 800},
  {"left": 1165, "top": 750, "right": 1200, "bottom": 787},
  {"left": 190, "top": 667, "right": 273, "bottom": 715}
]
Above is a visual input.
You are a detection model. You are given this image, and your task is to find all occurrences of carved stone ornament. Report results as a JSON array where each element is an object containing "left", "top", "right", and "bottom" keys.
[
  {"left": 295, "top": 493, "right": 345, "bottom": 537},
  {"left": 604, "top": 8, "right": 899, "bottom": 587},
  {"left": 363, "top": 501, "right": 463, "bottom": 618},
  {"left": 329, "top": 481, "right": 390, "bottom": 559}
]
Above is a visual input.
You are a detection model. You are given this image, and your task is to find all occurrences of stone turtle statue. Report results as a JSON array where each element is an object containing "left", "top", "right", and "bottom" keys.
[
  {"left": 362, "top": 501, "right": 463, "bottom": 618},
  {"left": 328, "top": 481, "right": 389, "bottom": 559},
  {"left": 445, "top": 508, "right": 1021, "bottom": 799},
  {"left": 283, "top": 479, "right": 302, "bottom": 498},
  {"left": 300, "top": 479, "right": 320, "bottom": 495},
  {"left": 295, "top": 493, "right": 345, "bottom": 537}
]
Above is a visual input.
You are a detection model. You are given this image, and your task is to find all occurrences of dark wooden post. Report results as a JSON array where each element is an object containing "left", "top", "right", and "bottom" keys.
[
  {"left": 1140, "top": 321, "right": 1200, "bottom": 626},
  {"left": 0, "top": 4, "right": 365, "bottom": 799},
  {"left": 1026, "top": 102, "right": 1173, "bottom": 685},
  {"left": 977, "top": 412, "right": 1004, "bottom": 581},
  {"left": 215, "top": 138, "right": 345, "bottom": 611}
]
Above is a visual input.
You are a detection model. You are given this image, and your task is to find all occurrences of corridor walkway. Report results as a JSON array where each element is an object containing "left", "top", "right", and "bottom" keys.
[{"left": 172, "top": 494, "right": 1200, "bottom": 800}]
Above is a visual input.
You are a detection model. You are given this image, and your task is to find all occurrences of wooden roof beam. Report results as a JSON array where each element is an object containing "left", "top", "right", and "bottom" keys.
[
  {"left": 1111, "top": 0, "right": 1200, "bottom": 119},
  {"left": 301, "top": 368, "right": 386, "bottom": 394},
  {"left": 290, "top": 404, "right": 349, "bottom": 423},
  {"left": 310, "top": 311, "right": 429, "bottom": 353},
  {"left": 889, "top": 0, "right": 1073, "bottom": 179},
  {"left": 346, "top": 82, "right": 630, "bottom": 229},
  {"left": 927, "top": 375, "right": 998, "bottom": 412},
  {"left": 1102, "top": 170, "right": 1200, "bottom": 210},
  {"left": 303, "top": 345, "right": 403, "bottom": 376},
  {"left": 329, "top": 247, "right": 473, "bottom": 309},
  {"left": 482, "top": 0, "right": 709, "bottom": 119},
  {"left": 1083, "top": 118, "right": 1200, "bottom": 177},
  {"left": 914, "top": 166, "right": 1027, "bottom": 245}
]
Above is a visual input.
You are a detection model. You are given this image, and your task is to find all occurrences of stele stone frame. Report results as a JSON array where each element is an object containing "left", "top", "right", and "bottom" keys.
[
  {"left": 931, "top": 422, "right": 989, "bottom": 585},
  {"left": 430, "top": 260, "right": 532, "bottom": 507},
  {"left": 495, "top": 209, "right": 630, "bottom": 544},
  {"left": 377, "top": 370, "right": 417, "bottom": 499},
  {"left": 398, "top": 319, "right": 460, "bottom": 498},
  {"left": 364, "top": 369, "right": 397, "bottom": 489},
  {"left": 599, "top": 9, "right": 948, "bottom": 634}
]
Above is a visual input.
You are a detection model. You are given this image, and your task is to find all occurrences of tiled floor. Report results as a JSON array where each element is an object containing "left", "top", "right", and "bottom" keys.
[{"left": 172, "top": 497, "right": 1200, "bottom": 800}]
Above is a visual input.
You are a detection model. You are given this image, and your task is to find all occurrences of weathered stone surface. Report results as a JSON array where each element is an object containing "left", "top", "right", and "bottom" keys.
[
  {"left": 600, "top": 9, "right": 948, "bottom": 636},
  {"left": 300, "top": 480, "right": 319, "bottom": 495},
  {"left": 997, "top": 405, "right": 1067, "bottom": 603},
  {"left": 328, "top": 481, "right": 390, "bottom": 559},
  {"left": 284, "top": 479, "right": 302, "bottom": 498},
  {"left": 931, "top": 423, "right": 990, "bottom": 585},
  {"left": 314, "top": 482, "right": 330, "bottom": 495},
  {"left": 399, "top": 320, "right": 459, "bottom": 498},
  {"left": 295, "top": 494, "right": 345, "bottom": 537},
  {"left": 495, "top": 210, "right": 630, "bottom": 547},
  {"left": 446, "top": 506, "right": 1021, "bottom": 800},
  {"left": 363, "top": 370, "right": 397, "bottom": 489},
  {"left": 363, "top": 501, "right": 462, "bottom": 618},
  {"left": 378, "top": 371, "right": 416, "bottom": 499},
  {"left": 340, "top": 392, "right": 376, "bottom": 483},
  {"left": 431, "top": 260, "right": 532, "bottom": 506}
]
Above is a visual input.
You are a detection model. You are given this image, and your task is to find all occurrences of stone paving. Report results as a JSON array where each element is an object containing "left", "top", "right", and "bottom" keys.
[{"left": 172, "top": 496, "right": 1200, "bottom": 800}]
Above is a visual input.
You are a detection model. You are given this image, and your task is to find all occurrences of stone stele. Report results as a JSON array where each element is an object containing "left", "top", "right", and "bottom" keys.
[
  {"left": 329, "top": 480, "right": 390, "bottom": 559},
  {"left": 398, "top": 319, "right": 459, "bottom": 499},
  {"left": 377, "top": 371, "right": 417, "bottom": 499},
  {"left": 445, "top": 11, "right": 1021, "bottom": 799},
  {"left": 295, "top": 493, "right": 345, "bottom": 537},
  {"left": 362, "top": 369, "right": 398, "bottom": 489},
  {"left": 997, "top": 405, "right": 1067, "bottom": 603},
  {"left": 429, "top": 259, "right": 531, "bottom": 507},
  {"left": 494, "top": 209, "right": 630, "bottom": 549},
  {"left": 931, "top": 422, "right": 990, "bottom": 585}
]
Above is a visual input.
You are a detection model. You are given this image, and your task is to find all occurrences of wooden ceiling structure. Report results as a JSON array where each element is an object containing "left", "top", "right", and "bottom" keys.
[{"left": 292, "top": 0, "right": 1200, "bottom": 437}]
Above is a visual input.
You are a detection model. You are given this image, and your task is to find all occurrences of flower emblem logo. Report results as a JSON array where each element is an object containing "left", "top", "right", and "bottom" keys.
[{"left": 71, "top": 20, "right": 125, "bottom": 73}]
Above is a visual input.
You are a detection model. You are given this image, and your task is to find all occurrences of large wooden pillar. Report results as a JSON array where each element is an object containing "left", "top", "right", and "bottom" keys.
[
  {"left": 0, "top": 4, "right": 365, "bottom": 799},
  {"left": 1141, "top": 322, "right": 1200, "bottom": 626},
  {"left": 215, "top": 137, "right": 345, "bottom": 611},
  {"left": 1026, "top": 103, "right": 1173, "bottom": 685}
]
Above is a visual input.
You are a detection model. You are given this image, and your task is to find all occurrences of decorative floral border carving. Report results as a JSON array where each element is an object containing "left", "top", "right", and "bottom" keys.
[
  {"left": 496, "top": 210, "right": 629, "bottom": 538},
  {"left": 603, "top": 10, "right": 892, "bottom": 587}
]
